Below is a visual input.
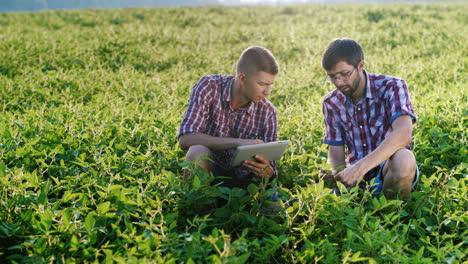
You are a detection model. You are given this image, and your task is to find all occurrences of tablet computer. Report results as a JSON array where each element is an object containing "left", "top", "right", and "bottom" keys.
[{"left": 230, "top": 140, "right": 290, "bottom": 167}]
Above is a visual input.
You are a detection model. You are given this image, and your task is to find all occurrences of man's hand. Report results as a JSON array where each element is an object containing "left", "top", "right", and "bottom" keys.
[
  {"left": 319, "top": 169, "right": 339, "bottom": 182},
  {"left": 239, "top": 139, "right": 264, "bottom": 146},
  {"left": 334, "top": 162, "right": 365, "bottom": 187},
  {"left": 179, "top": 133, "right": 264, "bottom": 151},
  {"left": 319, "top": 164, "right": 346, "bottom": 182},
  {"left": 242, "top": 155, "right": 273, "bottom": 179}
]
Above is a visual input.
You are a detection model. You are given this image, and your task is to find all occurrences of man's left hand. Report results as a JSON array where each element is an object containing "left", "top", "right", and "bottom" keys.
[
  {"left": 243, "top": 155, "right": 273, "bottom": 179},
  {"left": 335, "top": 162, "right": 365, "bottom": 187}
]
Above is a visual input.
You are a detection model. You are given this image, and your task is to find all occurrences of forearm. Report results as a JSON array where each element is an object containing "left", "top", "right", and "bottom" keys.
[
  {"left": 357, "top": 128, "right": 411, "bottom": 175},
  {"left": 328, "top": 156, "right": 346, "bottom": 170},
  {"left": 327, "top": 145, "right": 346, "bottom": 170},
  {"left": 179, "top": 132, "right": 255, "bottom": 151}
]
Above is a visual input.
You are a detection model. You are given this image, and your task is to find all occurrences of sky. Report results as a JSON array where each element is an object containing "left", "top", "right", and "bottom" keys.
[
  {"left": 0, "top": 0, "right": 458, "bottom": 13},
  {"left": 217, "top": 0, "right": 449, "bottom": 3},
  {"left": 222, "top": 0, "right": 309, "bottom": 3},
  {"left": 214, "top": 0, "right": 456, "bottom": 6}
]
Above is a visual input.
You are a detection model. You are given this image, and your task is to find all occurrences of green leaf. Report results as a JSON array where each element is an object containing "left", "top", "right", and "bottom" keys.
[
  {"left": 39, "top": 210, "right": 53, "bottom": 233},
  {"left": 246, "top": 214, "right": 256, "bottom": 224},
  {"left": 192, "top": 175, "right": 201, "bottom": 189},
  {"left": 84, "top": 213, "right": 95, "bottom": 232},
  {"left": 164, "top": 212, "right": 178, "bottom": 224},
  {"left": 235, "top": 253, "right": 251, "bottom": 264},
  {"left": 247, "top": 184, "right": 259, "bottom": 196},
  {"left": 97, "top": 201, "right": 111, "bottom": 215},
  {"left": 0, "top": 162, "right": 5, "bottom": 177},
  {"left": 350, "top": 251, "right": 368, "bottom": 262},
  {"left": 343, "top": 216, "right": 358, "bottom": 230}
]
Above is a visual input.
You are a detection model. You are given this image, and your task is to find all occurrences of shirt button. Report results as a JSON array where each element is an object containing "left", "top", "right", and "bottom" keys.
[
  {"left": 358, "top": 108, "right": 361, "bottom": 111},
  {"left": 360, "top": 125, "right": 363, "bottom": 128},
  {"left": 363, "top": 144, "right": 367, "bottom": 147}
]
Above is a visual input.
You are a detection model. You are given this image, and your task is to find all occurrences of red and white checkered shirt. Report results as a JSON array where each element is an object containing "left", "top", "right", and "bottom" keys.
[
  {"left": 179, "top": 74, "right": 278, "bottom": 178},
  {"left": 322, "top": 70, "right": 416, "bottom": 181}
]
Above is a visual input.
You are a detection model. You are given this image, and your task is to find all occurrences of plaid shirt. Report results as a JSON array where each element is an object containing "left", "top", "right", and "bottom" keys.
[
  {"left": 322, "top": 70, "right": 416, "bottom": 181},
  {"left": 179, "top": 74, "right": 278, "bottom": 179}
]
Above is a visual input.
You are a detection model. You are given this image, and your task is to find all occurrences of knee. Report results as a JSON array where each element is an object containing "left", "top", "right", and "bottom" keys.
[
  {"left": 391, "top": 148, "right": 415, "bottom": 164},
  {"left": 185, "top": 145, "right": 212, "bottom": 162},
  {"left": 388, "top": 148, "right": 416, "bottom": 176}
]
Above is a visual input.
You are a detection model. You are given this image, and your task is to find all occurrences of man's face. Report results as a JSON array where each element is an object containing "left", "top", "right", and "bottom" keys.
[
  {"left": 326, "top": 61, "right": 362, "bottom": 97},
  {"left": 240, "top": 71, "right": 276, "bottom": 103}
]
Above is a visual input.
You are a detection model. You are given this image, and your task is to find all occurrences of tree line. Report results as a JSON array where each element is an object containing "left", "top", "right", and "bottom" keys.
[{"left": 0, "top": 0, "right": 221, "bottom": 12}]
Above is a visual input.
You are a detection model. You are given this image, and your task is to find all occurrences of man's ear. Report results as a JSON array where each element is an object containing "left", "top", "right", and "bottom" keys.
[
  {"left": 358, "top": 60, "right": 365, "bottom": 71},
  {"left": 237, "top": 72, "right": 246, "bottom": 84}
]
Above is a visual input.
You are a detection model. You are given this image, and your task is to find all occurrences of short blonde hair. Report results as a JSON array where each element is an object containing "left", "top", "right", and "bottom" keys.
[{"left": 236, "top": 46, "right": 279, "bottom": 75}]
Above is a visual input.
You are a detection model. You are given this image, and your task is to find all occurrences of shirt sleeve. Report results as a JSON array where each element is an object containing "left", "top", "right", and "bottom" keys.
[
  {"left": 322, "top": 102, "right": 344, "bottom": 146},
  {"left": 386, "top": 79, "right": 417, "bottom": 125},
  {"left": 178, "top": 76, "right": 213, "bottom": 138}
]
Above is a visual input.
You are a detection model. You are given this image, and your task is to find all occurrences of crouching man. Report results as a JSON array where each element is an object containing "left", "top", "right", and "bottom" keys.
[
  {"left": 320, "top": 38, "right": 419, "bottom": 199},
  {"left": 178, "top": 46, "right": 280, "bottom": 191}
]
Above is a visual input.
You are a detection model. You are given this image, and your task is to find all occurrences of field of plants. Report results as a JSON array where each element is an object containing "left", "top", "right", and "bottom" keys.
[{"left": 0, "top": 2, "right": 466, "bottom": 263}]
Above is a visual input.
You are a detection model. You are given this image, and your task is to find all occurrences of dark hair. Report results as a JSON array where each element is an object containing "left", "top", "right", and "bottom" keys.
[
  {"left": 237, "top": 46, "right": 279, "bottom": 75},
  {"left": 322, "top": 38, "right": 364, "bottom": 70}
]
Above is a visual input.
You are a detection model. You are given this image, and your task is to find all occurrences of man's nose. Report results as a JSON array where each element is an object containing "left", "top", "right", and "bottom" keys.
[
  {"left": 263, "top": 86, "right": 271, "bottom": 95},
  {"left": 333, "top": 77, "right": 345, "bottom": 86}
]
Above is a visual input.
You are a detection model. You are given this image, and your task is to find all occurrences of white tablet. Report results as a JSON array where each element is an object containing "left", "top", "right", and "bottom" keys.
[{"left": 230, "top": 140, "right": 290, "bottom": 167}]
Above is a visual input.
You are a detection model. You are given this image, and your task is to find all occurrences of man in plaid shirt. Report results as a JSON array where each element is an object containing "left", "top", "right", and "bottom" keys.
[
  {"left": 321, "top": 38, "right": 419, "bottom": 198},
  {"left": 178, "top": 46, "right": 279, "bottom": 189}
]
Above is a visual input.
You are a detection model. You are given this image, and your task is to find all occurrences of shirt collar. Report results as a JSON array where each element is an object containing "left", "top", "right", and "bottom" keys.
[
  {"left": 222, "top": 77, "right": 233, "bottom": 103},
  {"left": 343, "top": 69, "right": 374, "bottom": 106},
  {"left": 364, "top": 70, "right": 376, "bottom": 99},
  {"left": 223, "top": 76, "right": 255, "bottom": 115}
]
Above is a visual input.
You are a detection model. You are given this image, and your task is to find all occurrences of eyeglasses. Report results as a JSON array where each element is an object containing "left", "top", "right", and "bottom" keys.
[{"left": 325, "top": 67, "right": 356, "bottom": 83}]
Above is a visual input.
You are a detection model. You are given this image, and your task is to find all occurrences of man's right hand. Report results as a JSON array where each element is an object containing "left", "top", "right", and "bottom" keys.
[
  {"left": 319, "top": 169, "right": 339, "bottom": 182},
  {"left": 179, "top": 133, "right": 267, "bottom": 151},
  {"left": 319, "top": 163, "right": 346, "bottom": 182},
  {"left": 239, "top": 139, "right": 264, "bottom": 146}
]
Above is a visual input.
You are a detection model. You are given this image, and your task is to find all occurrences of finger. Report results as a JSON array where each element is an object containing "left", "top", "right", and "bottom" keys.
[
  {"left": 243, "top": 159, "right": 263, "bottom": 167},
  {"left": 323, "top": 174, "right": 335, "bottom": 181},
  {"left": 243, "top": 163, "right": 260, "bottom": 173},
  {"left": 254, "top": 155, "right": 270, "bottom": 164},
  {"left": 342, "top": 178, "right": 355, "bottom": 187},
  {"left": 334, "top": 172, "right": 343, "bottom": 182},
  {"left": 244, "top": 163, "right": 270, "bottom": 177}
]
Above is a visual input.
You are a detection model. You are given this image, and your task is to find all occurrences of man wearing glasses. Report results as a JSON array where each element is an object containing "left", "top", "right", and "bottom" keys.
[{"left": 320, "top": 38, "right": 419, "bottom": 198}]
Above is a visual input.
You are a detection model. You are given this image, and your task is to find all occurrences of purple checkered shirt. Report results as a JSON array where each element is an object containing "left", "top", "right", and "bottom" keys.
[
  {"left": 179, "top": 74, "right": 278, "bottom": 179},
  {"left": 322, "top": 70, "right": 416, "bottom": 181}
]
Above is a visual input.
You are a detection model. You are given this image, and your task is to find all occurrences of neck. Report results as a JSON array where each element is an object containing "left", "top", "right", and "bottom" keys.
[
  {"left": 351, "top": 71, "right": 366, "bottom": 104},
  {"left": 231, "top": 78, "right": 250, "bottom": 109}
]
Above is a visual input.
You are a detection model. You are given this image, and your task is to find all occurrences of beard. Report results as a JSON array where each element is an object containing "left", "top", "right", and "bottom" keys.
[
  {"left": 338, "top": 73, "right": 362, "bottom": 98},
  {"left": 338, "top": 85, "right": 357, "bottom": 97}
]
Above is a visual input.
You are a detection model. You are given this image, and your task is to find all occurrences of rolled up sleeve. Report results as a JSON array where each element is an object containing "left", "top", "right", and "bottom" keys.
[
  {"left": 387, "top": 79, "right": 416, "bottom": 125},
  {"left": 178, "top": 76, "right": 213, "bottom": 138}
]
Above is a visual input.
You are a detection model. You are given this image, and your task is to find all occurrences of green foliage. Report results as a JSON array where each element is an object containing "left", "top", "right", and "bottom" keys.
[{"left": 0, "top": 2, "right": 466, "bottom": 263}]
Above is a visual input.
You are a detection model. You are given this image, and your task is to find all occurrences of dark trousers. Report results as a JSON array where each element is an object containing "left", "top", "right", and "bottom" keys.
[{"left": 211, "top": 165, "right": 256, "bottom": 189}]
